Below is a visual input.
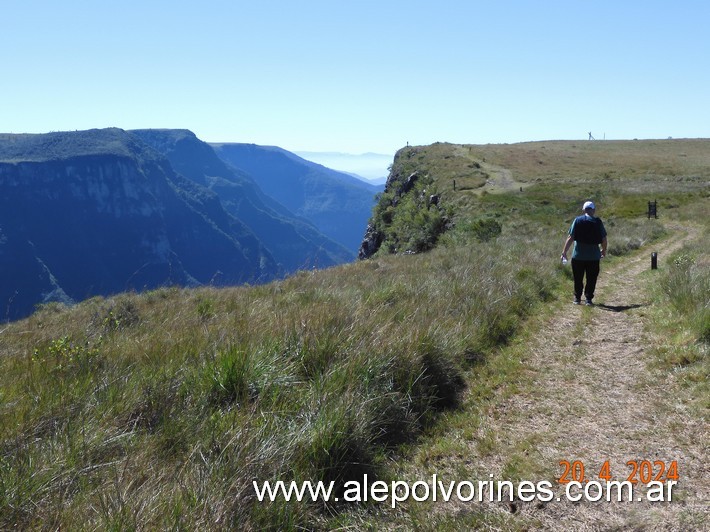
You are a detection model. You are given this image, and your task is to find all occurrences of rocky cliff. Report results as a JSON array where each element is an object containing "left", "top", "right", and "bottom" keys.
[
  {"left": 0, "top": 129, "right": 277, "bottom": 321},
  {"left": 211, "top": 143, "right": 381, "bottom": 253},
  {"left": 132, "top": 129, "right": 353, "bottom": 271},
  {"left": 358, "top": 146, "right": 450, "bottom": 259}
]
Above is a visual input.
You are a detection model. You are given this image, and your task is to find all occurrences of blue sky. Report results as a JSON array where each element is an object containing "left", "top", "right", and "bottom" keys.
[{"left": 2, "top": 1, "right": 708, "bottom": 155}]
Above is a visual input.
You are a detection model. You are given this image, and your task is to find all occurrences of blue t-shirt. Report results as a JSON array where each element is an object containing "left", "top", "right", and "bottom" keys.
[{"left": 569, "top": 214, "right": 607, "bottom": 260}]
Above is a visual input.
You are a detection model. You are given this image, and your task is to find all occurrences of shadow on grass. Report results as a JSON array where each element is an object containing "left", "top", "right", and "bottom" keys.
[{"left": 596, "top": 303, "right": 647, "bottom": 313}]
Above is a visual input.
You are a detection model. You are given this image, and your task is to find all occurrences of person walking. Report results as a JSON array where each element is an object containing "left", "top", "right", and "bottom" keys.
[{"left": 561, "top": 201, "right": 608, "bottom": 305}]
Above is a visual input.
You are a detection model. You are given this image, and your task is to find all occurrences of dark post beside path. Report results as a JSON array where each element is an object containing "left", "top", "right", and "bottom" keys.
[{"left": 648, "top": 200, "right": 658, "bottom": 269}]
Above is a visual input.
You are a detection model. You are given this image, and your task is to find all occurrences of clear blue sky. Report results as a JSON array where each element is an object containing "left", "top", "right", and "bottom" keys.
[{"left": 2, "top": 1, "right": 708, "bottom": 155}]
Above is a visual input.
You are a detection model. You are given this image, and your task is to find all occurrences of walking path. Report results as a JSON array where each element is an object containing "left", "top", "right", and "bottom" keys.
[{"left": 464, "top": 226, "right": 708, "bottom": 529}]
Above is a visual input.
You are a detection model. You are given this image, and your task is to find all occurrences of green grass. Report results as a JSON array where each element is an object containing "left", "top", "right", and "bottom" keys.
[
  {"left": 0, "top": 235, "right": 562, "bottom": 528},
  {"left": 645, "top": 200, "right": 709, "bottom": 415},
  {"left": 1, "top": 139, "right": 708, "bottom": 529}
]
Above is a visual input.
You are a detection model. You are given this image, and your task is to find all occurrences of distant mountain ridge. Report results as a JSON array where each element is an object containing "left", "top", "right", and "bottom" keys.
[
  {"left": 131, "top": 129, "right": 354, "bottom": 271},
  {"left": 212, "top": 143, "right": 381, "bottom": 252},
  {"left": 0, "top": 128, "right": 369, "bottom": 321},
  {"left": 0, "top": 128, "right": 280, "bottom": 320}
]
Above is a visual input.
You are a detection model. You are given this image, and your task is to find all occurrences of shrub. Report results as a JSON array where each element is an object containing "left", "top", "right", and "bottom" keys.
[
  {"left": 455, "top": 218, "right": 502, "bottom": 243},
  {"left": 32, "top": 335, "right": 102, "bottom": 374},
  {"left": 94, "top": 297, "right": 141, "bottom": 332}
]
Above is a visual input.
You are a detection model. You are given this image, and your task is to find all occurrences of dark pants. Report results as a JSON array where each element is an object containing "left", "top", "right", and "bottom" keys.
[{"left": 571, "top": 259, "right": 600, "bottom": 301}]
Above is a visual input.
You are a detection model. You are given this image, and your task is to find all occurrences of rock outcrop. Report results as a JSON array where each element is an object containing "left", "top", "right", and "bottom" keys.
[
  {"left": 357, "top": 223, "right": 383, "bottom": 260},
  {"left": 358, "top": 147, "right": 448, "bottom": 259}
]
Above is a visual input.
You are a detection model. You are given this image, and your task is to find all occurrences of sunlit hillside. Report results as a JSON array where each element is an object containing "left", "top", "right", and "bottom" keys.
[
  {"left": 363, "top": 139, "right": 708, "bottom": 259},
  {"left": 1, "top": 139, "right": 707, "bottom": 529}
]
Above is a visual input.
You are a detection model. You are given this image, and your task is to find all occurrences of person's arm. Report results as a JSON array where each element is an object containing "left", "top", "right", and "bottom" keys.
[
  {"left": 562, "top": 234, "right": 574, "bottom": 260},
  {"left": 600, "top": 237, "right": 607, "bottom": 258}
]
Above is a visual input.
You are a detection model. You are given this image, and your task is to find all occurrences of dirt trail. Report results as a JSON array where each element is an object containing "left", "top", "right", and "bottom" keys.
[
  {"left": 469, "top": 225, "right": 708, "bottom": 529},
  {"left": 451, "top": 144, "right": 528, "bottom": 194},
  {"left": 479, "top": 163, "right": 527, "bottom": 194}
]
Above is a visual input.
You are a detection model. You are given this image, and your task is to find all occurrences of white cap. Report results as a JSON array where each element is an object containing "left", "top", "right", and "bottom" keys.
[{"left": 583, "top": 201, "right": 596, "bottom": 211}]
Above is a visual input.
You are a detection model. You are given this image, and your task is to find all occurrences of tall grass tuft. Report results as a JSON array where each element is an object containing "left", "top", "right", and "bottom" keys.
[
  {"left": 649, "top": 229, "right": 709, "bottom": 416},
  {"left": 660, "top": 249, "right": 710, "bottom": 344}
]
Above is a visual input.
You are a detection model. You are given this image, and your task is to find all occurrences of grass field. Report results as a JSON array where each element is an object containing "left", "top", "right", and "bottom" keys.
[{"left": 1, "top": 139, "right": 707, "bottom": 529}]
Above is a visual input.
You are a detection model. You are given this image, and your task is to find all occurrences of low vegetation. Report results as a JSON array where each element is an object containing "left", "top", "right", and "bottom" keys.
[
  {"left": 648, "top": 201, "right": 709, "bottom": 415},
  {"left": 1, "top": 234, "right": 561, "bottom": 529},
  {"left": 1, "top": 139, "right": 707, "bottom": 529}
]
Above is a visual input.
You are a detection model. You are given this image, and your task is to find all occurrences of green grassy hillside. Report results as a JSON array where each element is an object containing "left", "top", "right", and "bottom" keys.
[
  {"left": 363, "top": 139, "right": 708, "bottom": 259},
  {"left": 1, "top": 139, "right": 707, "bottom": 529}
]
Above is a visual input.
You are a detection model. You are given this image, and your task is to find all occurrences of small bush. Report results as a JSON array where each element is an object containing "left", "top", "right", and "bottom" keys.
[
  {"left": 458, "top": 218, "right": 502, "bottom": 242},
  {"left": 95, "top": 297, "right": 140, "bottom": 332},
  {"left": 32, "top": 335, "right": 102, "bottom": 374}
]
